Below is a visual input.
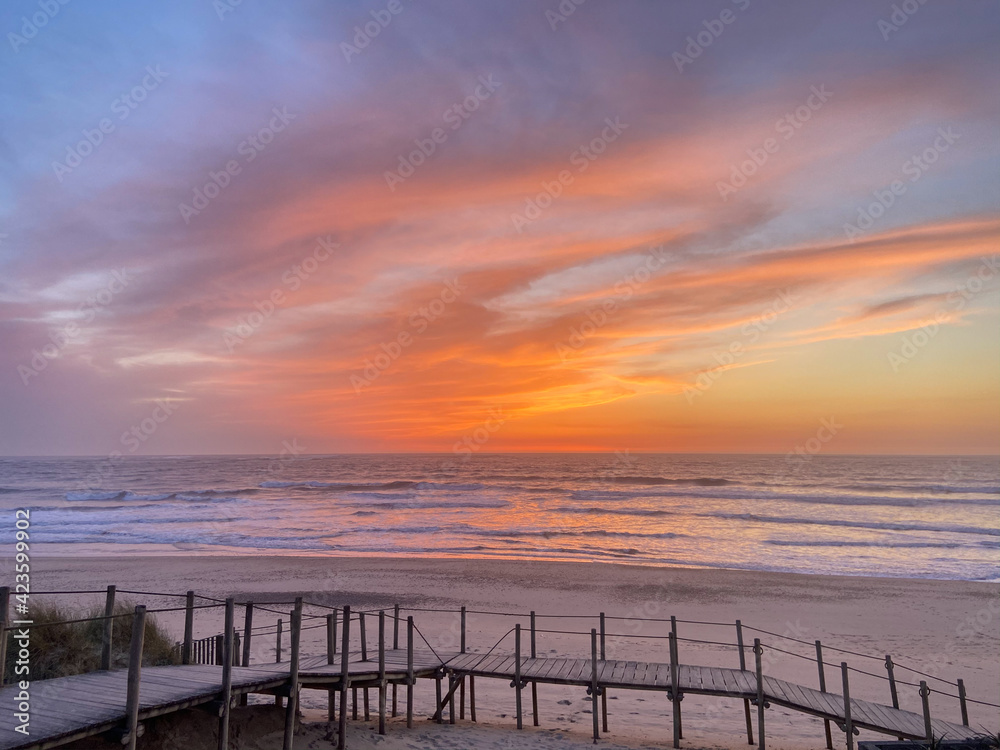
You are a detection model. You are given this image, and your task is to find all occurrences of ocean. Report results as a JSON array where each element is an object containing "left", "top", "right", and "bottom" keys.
[{"left": 1, "top": 453, "right": 997, "bottom": 581}]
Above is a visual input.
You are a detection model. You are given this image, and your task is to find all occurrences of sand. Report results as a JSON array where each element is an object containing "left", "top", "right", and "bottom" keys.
[{"left": 26, "top": 556, "right": 1000, "bottom": 749}]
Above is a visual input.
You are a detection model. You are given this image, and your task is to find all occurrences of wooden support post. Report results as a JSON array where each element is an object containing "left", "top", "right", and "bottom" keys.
[
  {"left": 101, "top": 585, "right": 116, "bottom": 671},
  {"left": 435, "top": 672, "right": 443, "bottom": 724},
  {"left": 124, "top": 606, "right": 146, "bottom": 750},
  {"left": 447, "top": 673, "right": 456, "bottom": 725},
  {"left": 470, "top": 675, "right": 477, "bottom": 723},
  {"left": 327, "top": 612, "right": 337, "bottom": 722},
  {"left": 531, "top": 610, "right": 539, "bottom": 727},
  {"left": 406, "top": 616, "right": 415, "bottom": 729},
  {"left": 842, "top": 663, "right": 854, "bottom": 750},
  {"left": 600, "top": 611, "right": 608, "bottom": 733},
  {"left": 669, "top": 630, "right": 682, "bottom": 749},
  {"left": 0, "top": 586, "right": 8, "bottom": 685},
  {"left": 338, "top": 606, "right": 351, "bottom": 750},
  {"left": 590, "top": 628, "right": 600, "bottom": 744},
  {"left": 392, "top": 604, "right": 400, "bottom": 718},
  {"left": 885, "top": 654, "right": 903, "bottom": 739},
  {"left": 920, "top": 681, "right": 932, "bottom": 741},
  {"left": 360, "top": 612, "right": 369, "bottom": 720},
  {"left": 275, "top": 618, "right": 283, "bottom": 707},
  {"left": 239, "top": 601, "right": 253, "bottom": 707},
  {"left": 514, "top": 623, "right": 523, "bottom": 730},
  {"left": 737, "top": 620, "right": 754, "bottom": 745},
  {"left": 283, "top": 600, "right": 303, "bottom": 750},
  {"left": 276, "top": 618, "right": 283, "bottom": 662},
  {"left": 460, "top": 606, "right": 467, "bottom": 720},
  {"left": 672, "top": 615, "right": 682, "bottom": 739},
  {"left": 378, "top": 611, "right": 387, "bottom": 735},
  {"left": 754, "top": 639, "right": 766, "bottom": 750},
  {"left": 219, "top": 598, "right": 235, "bottom": 750},
  {"left": 182, "top": 590, "right": 194, "bottom": 666},
  {"left": 242, "top": 602, "right": 254, "bottom": 667},
  {"left": 885, "top": 655, "right": 899, "bottom": 709},
  {"left": 957, "top": 678, "right": 968, "bottom": 727},
  {"left": 215, "top": 634, "right": 224, "bottom": 666},
  {"left": 815, "top": 641, "right": 833, "bottom": 750}
]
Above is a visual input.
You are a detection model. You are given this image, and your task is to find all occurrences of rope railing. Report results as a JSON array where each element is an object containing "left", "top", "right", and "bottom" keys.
[{"left": 10, "top": 588, "right": 999, "bottom": 716}]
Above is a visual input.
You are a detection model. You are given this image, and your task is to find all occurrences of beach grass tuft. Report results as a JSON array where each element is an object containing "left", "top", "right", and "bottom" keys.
[{"left": 4, "top": 599, "right": 179, "bottom": 681}]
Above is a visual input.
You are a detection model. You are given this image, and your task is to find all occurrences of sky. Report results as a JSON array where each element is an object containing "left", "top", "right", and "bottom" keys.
[{"left": 0, "top": 0, "right": 998, "bottom": 456}]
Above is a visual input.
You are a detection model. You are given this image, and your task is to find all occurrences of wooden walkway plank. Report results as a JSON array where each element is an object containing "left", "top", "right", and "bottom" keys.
[{"left": 0, "top": 628, "right": 982, "bottom": 750}]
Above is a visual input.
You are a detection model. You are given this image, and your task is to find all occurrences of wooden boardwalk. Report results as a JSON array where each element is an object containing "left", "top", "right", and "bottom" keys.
[
  {"left": 444, "top": 652, "right": 978, "bottom": 741},
  {"left": 0, "top": 649, "right": 978, "bottom": 749}
]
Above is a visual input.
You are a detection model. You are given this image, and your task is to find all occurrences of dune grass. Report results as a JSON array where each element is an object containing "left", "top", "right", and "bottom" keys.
[{"left": 4, "top": 599, "right": 179, "bottom": 681}]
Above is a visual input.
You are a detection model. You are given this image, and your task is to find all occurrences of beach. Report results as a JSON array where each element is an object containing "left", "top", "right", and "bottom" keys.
[{"left": 28, "top": 555, "right": 1000, "bottom": 750}]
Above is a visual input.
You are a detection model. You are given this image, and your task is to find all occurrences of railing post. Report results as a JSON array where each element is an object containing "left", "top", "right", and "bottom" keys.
[
  {"left": 816, "top": 641, "right": 833, "bottom": 749},
  {"left": 842, "top": 663, "right": 854, "bottom": 750},
  {"left": 460, "top": 605, "right": 467, "bottom": 720},
  {"left": 219, "top": 598, "right": 234, "bottom": 750},
  {"left": 0, "top": 586, "right": 9, "bottom": 685},
  {"left": 600, "top": 611, "right": 608, "bottom": 732},
  {"left": 514, "top": 623, "right": 523, "bottom": 730},
  {"left": 242, "top": 602, "right": 254, "bottom": 667},
  {"left": 671, "top": 615, "right": 682, "bottom": 739},
  {"left": 124, "top": 605, "right": 146, "bottom": 750},
  {"left": 754, "top": 639, "right": 766, "bottom": 750},
  {"left": 885, "top": 654, "right": 903, "bottom": 739},
  {"left": 327, "top": 612, "right": 337, "bottom": 722},
  {"left": 920, "top": 681, "right": 932, "bottom": 741},
  {"left": 283, "top": 599, "right": 302, "bottom": 750},
  {"left": 338, "top": 606, "right": 351, "bottom": 750},
  {"left": 957, "top": 678, "right": 968, "bottom": 727},
  {"left": 737, "top": 620, "right": 754, "bottom": 745},
  {"left": 434, "top": 668, "right": 442, "bottom": 724},
  {"left": 378, "top": 611, "right": 387, "bottom": 735},
  {"left": 182, "top": 590, "right": 194, "bottom": 666},
  {"left": 531, "top": 610, "right": 539, "bottom": 727},
  {"left": 669, "top": 630, "right": 682, "bottom": 749},
  {"left": 101, "top": 585, "right": 116, "bottom": 671},
  {"left": 590, "top": 628, "right": 601, "bottom": 743},
  {"left": 360, "top": 611, "right": 369, "bottom": 720},
  {"left": 392, "top": 604, "right": 400, "bottom": 718},
  {"left": 276, "top": 618, "right": 283, "bottom": 662},
  {"left": 406, "top": 615, "right": 415, "bottom": 729}
]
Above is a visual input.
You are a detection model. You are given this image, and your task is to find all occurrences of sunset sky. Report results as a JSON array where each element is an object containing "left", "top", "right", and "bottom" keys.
[{"left": 1, "top": 0, "right": 998, "bottom": 456}]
